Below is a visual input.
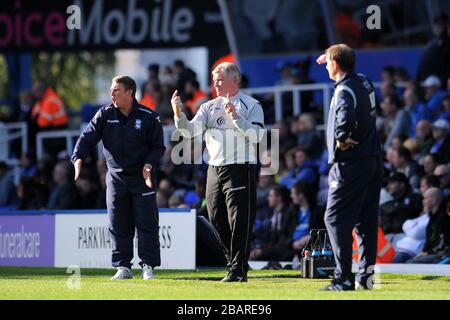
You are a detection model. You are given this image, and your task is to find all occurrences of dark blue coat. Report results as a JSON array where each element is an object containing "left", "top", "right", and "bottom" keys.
[
  {"left": 326, "top": 73, "right": 381, "bottom": 164},
  {"left": 72, "top": 100, "right": 165, "bottom": 172}
]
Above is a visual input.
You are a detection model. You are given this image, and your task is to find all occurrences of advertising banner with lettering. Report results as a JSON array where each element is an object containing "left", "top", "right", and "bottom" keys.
[
  {"left": 0, "top": 0, "right": 226, "bottom": 52},
  {"left": 0, "top": 215, "right": 55, "bottom": 267},
  {"left": 54, "top": 209, "right": 196, "bottom": 269}
]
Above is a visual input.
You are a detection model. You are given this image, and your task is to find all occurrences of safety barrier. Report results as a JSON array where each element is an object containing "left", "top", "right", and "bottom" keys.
[{"left": 0, "top": 208, "right": 196, "bottom": 269}]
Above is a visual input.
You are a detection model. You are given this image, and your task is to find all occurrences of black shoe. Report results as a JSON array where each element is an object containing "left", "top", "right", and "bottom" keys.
[
  {"left": 221, "top": 271, "right": 247, "bottom": 282},
  {"left": 320, "top": 279, "right": 355, "bottom": 291},
  {"left": 355, "top": 281, "right": 372, "bottom": 290}
]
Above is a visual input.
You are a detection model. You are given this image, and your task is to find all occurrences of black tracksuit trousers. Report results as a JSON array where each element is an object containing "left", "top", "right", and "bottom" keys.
[
  {"left": 324, "top": 157, "right": 383, "bottom": 285},
  {"left": 206, "top": 164, "right": 257, "bottom": 275},
  {"left": 106, "top": 170, "right": 160, "bottom": 269}
]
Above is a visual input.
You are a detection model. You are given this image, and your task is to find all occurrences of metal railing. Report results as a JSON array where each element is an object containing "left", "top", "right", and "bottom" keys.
[
  {"left": 0, "top": 122, "right": 28, "bottom": 159},
  {"left": 10, "top": 81, "right": 392, "bottom": 163},
  {"left": 243, "top": 83, "right": 333, "bottom": 124}
]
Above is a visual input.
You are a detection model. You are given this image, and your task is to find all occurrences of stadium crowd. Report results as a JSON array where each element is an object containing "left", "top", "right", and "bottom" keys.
[{"left": 1, "top": 14, "right": 450, "bottom": 265}]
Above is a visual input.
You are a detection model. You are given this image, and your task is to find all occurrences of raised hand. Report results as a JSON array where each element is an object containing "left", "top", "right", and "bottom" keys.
[
  {"left": 224, "top": 94, "right": 238, "bottom": 119},
  {"left": 171, "top": 90, "right": 183, "bottom": 118},
  {"left": 316, "top": 53, "right": 327, "bottom": 64},
  {"left": 74, "top": 159, "right": 82, "bottom": 181}
]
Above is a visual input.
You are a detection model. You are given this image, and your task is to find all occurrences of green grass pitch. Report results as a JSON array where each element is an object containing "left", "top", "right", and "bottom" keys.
[{"left": 0, "top": 267, "right": 448, "bottom": 300}]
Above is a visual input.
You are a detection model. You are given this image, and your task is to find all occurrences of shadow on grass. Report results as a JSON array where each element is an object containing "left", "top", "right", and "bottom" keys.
[
  {"left": 171, "top": 273, "right": 302, "bottom": 282},
  {"left": 420, "top": 275, "right": 445, "bottom": 281}
]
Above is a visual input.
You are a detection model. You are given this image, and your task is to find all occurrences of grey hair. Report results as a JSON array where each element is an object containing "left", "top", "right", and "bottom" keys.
[{"left": 212, "top": 62, "right": 241, "bottom": 83}]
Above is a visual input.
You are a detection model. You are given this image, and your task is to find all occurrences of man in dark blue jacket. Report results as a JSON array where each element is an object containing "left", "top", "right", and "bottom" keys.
[
  {"left": 317, "top": 44, "right": 383, "bottom": 291},
  {"left": 72, "top": 75, "right": 165, "bottom": 280}
]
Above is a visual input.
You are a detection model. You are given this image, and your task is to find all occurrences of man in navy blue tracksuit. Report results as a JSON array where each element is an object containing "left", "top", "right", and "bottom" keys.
[
  {"left": 72, "top": 76, "right": 165, "bottom": 280},
  {"left": 317, "top": 44, "right": 383, "bottom": 291}
]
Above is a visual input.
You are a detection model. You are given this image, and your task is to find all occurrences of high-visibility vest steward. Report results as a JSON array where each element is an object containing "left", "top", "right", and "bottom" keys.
[{"left": 32, "top": 87, "right": 68, "bottom": 128}]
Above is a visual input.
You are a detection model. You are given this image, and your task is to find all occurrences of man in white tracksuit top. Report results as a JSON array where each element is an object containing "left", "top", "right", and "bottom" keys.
[{"left": 171, "top": 62, "right": 264, "bottom": 282}]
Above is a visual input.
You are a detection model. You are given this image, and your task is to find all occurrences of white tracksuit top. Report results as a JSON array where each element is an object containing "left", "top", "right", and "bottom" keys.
[{"left": 174, "top": 91, "right": 265, "bottom": 166}]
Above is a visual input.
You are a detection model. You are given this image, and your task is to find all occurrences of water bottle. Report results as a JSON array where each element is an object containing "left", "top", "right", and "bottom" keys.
[
  {"left": 301, "top": 249, "right": 311, "bottom": 278},
  {"left": 292, "top": 253, "right": 300, "bottom": 270}
]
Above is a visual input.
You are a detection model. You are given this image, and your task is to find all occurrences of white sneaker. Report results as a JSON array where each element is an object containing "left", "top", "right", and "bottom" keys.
[
  {"left": 142, "top": 264, "right": 154, "bottom": 280},
  {"left": 111, "top": 267, "right": 133, "bottom": 280}
]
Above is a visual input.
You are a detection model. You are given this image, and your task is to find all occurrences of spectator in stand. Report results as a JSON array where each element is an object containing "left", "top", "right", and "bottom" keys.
[
  {"left": 393, "top": 187, "right": 441, "bottom": 262},
  {"left": 0, "top": 161, "right": 17, "bottom": 208},
  {"left": 422, "top": 153, "right": 439, "bottom": 175},
  {"left": 380, "top": 172, "right": 422, "bottom": 245},
  {"left": 75, "top": 169, "right": 100, "bottom": 209},
  {"left": 430, "top": 119, "right": 450, "bottom": 163},
  {"left": 415, "top": 120, "right": 435, "bottom": 156},
  {"left": 256, "top": 172, "right": 275, "bottom": 211},
  {"left": 280, "top": 181, "right": 325, "bottom": 261},
  {"left": 274, "top": 121, "right": 297, "bottom": 155},
  {"left": 31, "top": 82, "right": 68, "bottom": 157},
  {"left": 183, "top": 79, "right": 208, "bottom": 118},
  {"left": 17, "top": 177, "right": 48, "bottom": 210},
  {"left": 173, "top": 59, "right": 197, "bottom": 96},
  {"left": 422, "top": 75, "right": 447, "bottom": 118},
  {"left": 391, "top": 146, "right": 422, "bottom": 189},
  {"left": 403, "top": 138, "right": 421, "bottom": 162},
  {"left": 403, "top": 86, "right": 432, "bottom": 137},
  {"left": 276, "top": 148, "right": 296, "bottom": 184},
  {"left": 417, "top": 13, "right": 450, "bottom": 85},
  {"left": 156, "top": 191, "right": 169, "bottom": 209},
  {"left": 293, "top": 113, "right": 322, "bottom": 159},
  {"left": 383, "top": 95, "right": 411, "bottom": 150},
  {"left": 31, "top": 82, "right": 68, "bottom": 130},
  {"left": 434, "top": 164, "right": 450, "bottom": 198},
  {"left": 381, "top": 66, "right": 396, "bottom": 83},
  {"left": 140, "top": 64, "right": 160, "bottom": 99},
  {"left": 440, "top": 94, "right": 450, "bottom": 123},
  {"left": 17, "top": 91, "right": 35, "bottom": 151},
  {"left": 379, "top": 81, "right": 396, "bottom": 101},
  {"left": 159, "top": 65, "right": 177, "bottom": 87},
  {"left": 275, "top": 61, "right": 295, "bottom": 86},
  {"left": 407, "top": 189, "right": 449, "bottom": 264},
  {"left": 280, "top": 147, "right": 318, "bottom": 189},
  {"left": 250, "top": 185, "right": 294, "bottom": 262},
  {"left": 157, "top": 82, "right": 177, "bottom": 125},
  {"left": 394, "top": 67, "right": 411, "bottom": 83},
  {"left": 168, "top": 194, "right": 189, "bottom": 208},
  {"left": 20, "top": 151, "right": 38, "bottom": 178},
  {"left": 139, "top": 82, "right": 160, "bottom": 111},
  {"left": 420, "top": 174, "right": 440, "bottom": 197},
  {"left": 47, "top": 161, "right": 78, "bottom": 210},
  {"left": 17, "top": 90, "right": 33, "bottom": 122},
  {"left": 158, "top": 178, "right": 175, "bottom": 201}
]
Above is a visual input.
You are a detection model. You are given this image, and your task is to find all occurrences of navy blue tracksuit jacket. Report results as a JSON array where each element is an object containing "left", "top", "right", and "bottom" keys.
[
  {"left": 72, "top": 100, "right": 165, "bottom": 268},
  {"left": 324, "top": 73, "right": 383, "bottom": 286}
]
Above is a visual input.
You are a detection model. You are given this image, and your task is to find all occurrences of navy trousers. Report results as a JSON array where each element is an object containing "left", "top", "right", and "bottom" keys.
[
  {"left": 106, "top": 170, "right": 160, "bottom": 269},
  {"left": 324, "top": 157, "right": 382, "bottom": 285}
]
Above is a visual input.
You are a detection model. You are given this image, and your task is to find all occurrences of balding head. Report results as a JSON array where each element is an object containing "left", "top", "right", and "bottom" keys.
[
  {"left": 423, "top": 187, "right": 443, "bottom": 213},
  {"left": 434, "top": 164, "right": 450, "bottom": 176},
  {"left": 416, "top": 120, "right": 431, "bottom": 140},
  {"left": 434, "top": 164, "right": 450, "bottom": 188}
]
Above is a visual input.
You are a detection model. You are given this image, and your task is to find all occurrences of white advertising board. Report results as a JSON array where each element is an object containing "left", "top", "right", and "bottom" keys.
[{"left": 54, "top": 209, "right": 196, "bottom": 269}]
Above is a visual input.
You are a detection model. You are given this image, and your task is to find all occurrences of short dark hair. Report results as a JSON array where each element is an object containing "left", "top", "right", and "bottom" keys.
[
  {"left": 396, "top": 147, "right": 412, "bottom": 162},
  {"left": 112, "top": 75, "right": 137, "bottom": 98},
  {"left": 271, "top": 184, "right": 290, "bottom": 205},
  {"left": 326, "top": 44, "right": 356, "bottom": 73},
  {"left": 382, "top": 66, "right": 396, "bottom": 76},
  {"left": 421, "top": 174, "right": 440, "bottom": 188}
]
